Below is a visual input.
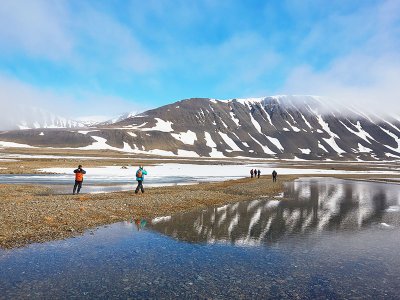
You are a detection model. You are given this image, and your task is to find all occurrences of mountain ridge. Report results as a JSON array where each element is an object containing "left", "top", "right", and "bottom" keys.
[{"left": 1, "top": 95, "right": 400, "bottom": 161}]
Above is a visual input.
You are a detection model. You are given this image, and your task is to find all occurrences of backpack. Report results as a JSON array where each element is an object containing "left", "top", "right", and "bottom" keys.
[{"left": 136, "top": 169, "right": 143, "bottom": 178}]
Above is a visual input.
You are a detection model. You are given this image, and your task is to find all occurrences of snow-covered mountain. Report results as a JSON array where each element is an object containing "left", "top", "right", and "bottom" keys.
[
  {"left": 0, "top": 106, "right": 85, "bottom": 130},
  {"left": 98, "top": 112, "right": 138, "bottom": 126},
  {"left": 1, "top": 95, "right": 400, "bottom": 160}
]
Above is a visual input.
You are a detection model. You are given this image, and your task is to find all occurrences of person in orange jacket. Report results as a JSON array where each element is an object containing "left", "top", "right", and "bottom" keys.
[{"left": 73, "top": 164, "right": 86, "bottom": 194}]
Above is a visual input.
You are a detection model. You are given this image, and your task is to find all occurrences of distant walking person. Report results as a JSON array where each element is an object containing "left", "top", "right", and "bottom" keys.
[
  {"left": 250, "top": 169, "right": 254, "bottom": 178},
  {"left": 257, "top": 169, "right": 261, "bottom": 178},
  {"left": 272, "top": 170, "right": 277, "bottom": 182},
  {"left": 73, "top": 165, "right": 86, "bottom": 194},
  {"left": 135, "top": 165, "right": 148, "bottom": 194}
]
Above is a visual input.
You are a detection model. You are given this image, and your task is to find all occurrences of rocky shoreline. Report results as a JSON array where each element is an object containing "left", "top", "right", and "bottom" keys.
[
  {"left": 0, "top": 175, "right": 294, "bottom": 249},
  {"left": 2, "top": 172, "right": 400, "bottom": 249}
]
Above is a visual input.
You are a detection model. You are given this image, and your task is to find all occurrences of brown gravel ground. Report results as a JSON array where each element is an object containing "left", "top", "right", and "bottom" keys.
[{"left": 0, "top": 175, "right": 296, "bottom": 249}]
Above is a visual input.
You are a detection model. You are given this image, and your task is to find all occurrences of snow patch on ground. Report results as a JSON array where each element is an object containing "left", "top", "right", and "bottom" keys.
[
  {"left": 176, "top": 150, "right": 200, "bottom": 157},
  {"left": 0, "top": 141, "right": 36, "bottom": 148}
]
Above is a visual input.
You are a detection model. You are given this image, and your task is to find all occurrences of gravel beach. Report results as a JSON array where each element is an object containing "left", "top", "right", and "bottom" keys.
[{"left": 0, "top": 175, "right": 295, "bottom": 249}]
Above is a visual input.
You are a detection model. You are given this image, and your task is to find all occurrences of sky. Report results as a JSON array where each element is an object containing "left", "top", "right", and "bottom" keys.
[{"left": 0, "top": 0, "right": 399, "bottom": 121}]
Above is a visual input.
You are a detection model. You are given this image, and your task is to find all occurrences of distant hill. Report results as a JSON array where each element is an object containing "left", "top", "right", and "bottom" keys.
[
  {"left": 0, "top": 106, "right": 85, "bottom": 130},
  {"left": 1, "top": 95, "right": 400, "bottom": 161}
]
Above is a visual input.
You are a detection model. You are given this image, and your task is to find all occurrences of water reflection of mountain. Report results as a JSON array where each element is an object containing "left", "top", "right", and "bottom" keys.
[{"left": 149, "top": 178, "right": 400, "bottom": 246}]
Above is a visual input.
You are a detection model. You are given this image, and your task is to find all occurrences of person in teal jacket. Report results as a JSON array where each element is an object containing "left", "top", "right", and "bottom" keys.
[{"left": 135, "top": 165, "right": 148, "bottom": 194}]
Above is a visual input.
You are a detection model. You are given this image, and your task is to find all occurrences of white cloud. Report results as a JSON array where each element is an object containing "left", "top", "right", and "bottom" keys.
[
  {"left": 0, "top": 0, "right": 158, "bottom": 74},
  {"left": 74, "top": 7, "right": 158, "bottom": 74},
  {"left": 0, "top": 0, "right": 73, "bottom": 60},
  {"left": 282, "top": 0, "right": 400, "bottom": 115},
  {"left": 0, "top": 74, "right": 146, "bottom": 123}
]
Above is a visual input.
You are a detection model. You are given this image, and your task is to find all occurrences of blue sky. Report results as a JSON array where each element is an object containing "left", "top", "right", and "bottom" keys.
[{"left": 0, "top": 0, "right": 399, "bottom": 120}]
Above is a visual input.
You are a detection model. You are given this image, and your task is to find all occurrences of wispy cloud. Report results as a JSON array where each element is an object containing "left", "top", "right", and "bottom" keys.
[
  {"left": 0, "top": 74, "right": 146, "bottom": 120},
  {"left": 282, "top": 0, "right": 400, "bottom": 114},
  {"left": 0, "top": 0, "right": 73, "bottom": 60},
  {"left": 0, "top": 0, "right": 399, "bottom": 119}
]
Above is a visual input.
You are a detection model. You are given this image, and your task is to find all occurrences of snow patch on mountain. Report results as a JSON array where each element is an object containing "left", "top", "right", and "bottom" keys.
[
  {"left": 357, "top": 143, "right": 372, "bottom": 153},
  {"left": 218, "top": 132, "right": 241, "bottom": 151},
  {"left": 318, "top": 141, "right": 328, "bottom": 152},
  {"left": 317, "top": 114, "right": 338, "bottom": 138},
  {"left": 204, "top": 132, "right": 217, "bottom": 148},
  {"left": 127, "top": 132, "right": 137, "bottom": 137},
  {"left": 323, "top": 137, "right": 345, "bottom": 155},
  {"left": 230, "top": 112, "right": 240, "bottom": 127},
  {"left": 171, "top": 130, "right": 197, "bottom": 145},
  {"left": 266, "top": 136, "right": 284, "bottom": 151},
  {"left": 249, "top": 134, "right": 275, "bottom": 155},
  {"left": 299, "top": 148, "right": 311, "bottom": 154},
  {"left": 379, "top": 126, "right": 400, "bottom": 152},
  {"left": 142, "top": 118, "right": 173, "bottom": 132},
  {"left": 300, "top": 113, "right": 313, "bottom": 129},
  {"left": 249, "top": 113, "right": 262, "bottom": 134},
  {"left": 340, "top": 120, "right": 375, "bottom": 144}
]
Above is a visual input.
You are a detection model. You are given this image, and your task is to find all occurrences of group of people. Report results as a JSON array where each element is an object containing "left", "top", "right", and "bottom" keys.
[
  {"left": 250, "top": 169, "right": 261, "bottom": 178},
  {"left": 73, "top": 163, "right": 278, "bottom": 195},
  {"left": 249, "top": 168, "right": 278, "bottom": 182},
  {"left": 72, "top": 164, "right": 148, "bottom": 195}
]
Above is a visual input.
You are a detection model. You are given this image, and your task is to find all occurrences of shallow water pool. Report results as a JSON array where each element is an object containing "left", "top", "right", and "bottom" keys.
[{"left": 1, "top": 178, "right": 399, "bottom": 299}]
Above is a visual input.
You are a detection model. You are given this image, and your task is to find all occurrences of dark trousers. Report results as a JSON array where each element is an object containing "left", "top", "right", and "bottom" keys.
[
  {"left": 273, "top": 176, "right": 277, "bottom": 182},
  {"left": 135, "top": 180, "right": 144, "bottom": 193},
  {"left": 73, "top": 180, "right": 83, "bottom": 194}
]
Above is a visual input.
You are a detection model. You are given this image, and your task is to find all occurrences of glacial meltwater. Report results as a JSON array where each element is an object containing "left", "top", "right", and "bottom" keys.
[{"left": 1, "top": 178, "right": 399, "bottom": 299}]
